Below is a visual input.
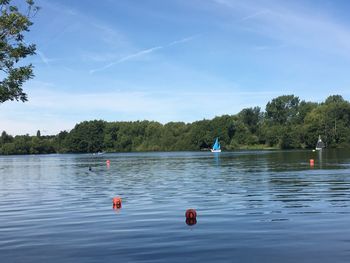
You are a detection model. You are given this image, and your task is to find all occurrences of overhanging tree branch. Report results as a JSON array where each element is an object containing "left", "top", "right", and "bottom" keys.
[{"left": 0, "top": 0, "right": 39, "bottom": 103}]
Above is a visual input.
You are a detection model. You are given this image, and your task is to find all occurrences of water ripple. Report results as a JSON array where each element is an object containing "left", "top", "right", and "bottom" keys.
[{"left": 1, "top": 150, "right": 350, "bottom": 262}]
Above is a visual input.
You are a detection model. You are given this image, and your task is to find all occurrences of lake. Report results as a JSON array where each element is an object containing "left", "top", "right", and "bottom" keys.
[{"left": 1, "top": 150, "right": 350, "bottom": 262}]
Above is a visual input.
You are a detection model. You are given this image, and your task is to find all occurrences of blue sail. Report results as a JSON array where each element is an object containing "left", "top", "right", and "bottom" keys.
[{"left": 212, "top": 137, "right": 221, "bottom": 150}]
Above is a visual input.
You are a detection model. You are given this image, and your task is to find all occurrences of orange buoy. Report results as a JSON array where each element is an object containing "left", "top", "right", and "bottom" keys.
[
  {"left": 185, "top": 209, "right": 197, "bottom": 220},
  {"left": 112, "top": 197, "right": 122, "bottom": 208},
  {"left": 310, "top": 159, "right": 314, "bottom": 166}
]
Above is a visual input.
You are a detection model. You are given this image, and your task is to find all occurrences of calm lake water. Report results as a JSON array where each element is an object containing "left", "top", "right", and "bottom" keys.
[{"left": 1, "top": 150, "right": 350, "bottom": 262}]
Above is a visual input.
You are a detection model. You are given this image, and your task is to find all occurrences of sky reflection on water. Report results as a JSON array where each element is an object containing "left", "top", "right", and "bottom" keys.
[{"left": 1, "top": 150, "right": 350, "bottom": 262}]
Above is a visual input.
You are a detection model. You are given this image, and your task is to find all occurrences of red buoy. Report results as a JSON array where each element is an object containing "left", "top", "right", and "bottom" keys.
[
  {"left": 310, "top": 159, "right": 314, "bottom": 166},
  {"left": 186, "top": 218, "right": 197, "bottom": 226},
  {"left": 185, "top": 209, "right": 197, "bottom": 219},
  {"left": 185, "top": 209, "right": 197, "bottom": 226},
  {"left": 112, "top": 197, "right": 122, "bottom": 208}
]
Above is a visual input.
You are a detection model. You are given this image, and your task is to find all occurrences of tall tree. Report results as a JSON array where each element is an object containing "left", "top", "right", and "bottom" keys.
[
  {"left": 238, "top": 107, "right": 262, "bottom": 133},
  {"left": 266, "top": 95, "right": 300, "bottom": 124},
  {"left": 0, "top": 0, "right": 39, "bottom": 103}
]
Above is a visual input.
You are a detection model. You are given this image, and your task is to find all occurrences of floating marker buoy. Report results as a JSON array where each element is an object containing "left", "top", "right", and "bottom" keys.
[
  {"left": 310, "top": 159, "right": 314, "bottom": 166},
  {"left": 186, "top": 218, "right": 197, "bottom": 226},
  {"left": 185, "top": 209, "right": 197, "bottom": 226},
  {"left": 185, "top": 209, "right": 197, "bottom": 220},
  {"left": 112, "top": 197, "right": 122, "bottom": 208}
]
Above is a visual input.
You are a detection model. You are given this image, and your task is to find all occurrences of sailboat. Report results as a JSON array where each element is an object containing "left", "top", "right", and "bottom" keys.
[
  {"left": 315, "top": 135, "right": 325, "bottom": 150},
  {"left": 211, "top": 137, "right": 221, "bottom": 153}
]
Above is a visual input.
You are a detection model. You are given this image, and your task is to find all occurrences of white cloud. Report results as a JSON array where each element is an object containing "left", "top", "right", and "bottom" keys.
[
  {"left": 212, "top": 0, "right": 350, "bottom": 57},
  {"left": 0, "top": 84, "right": 281, "bottom": 135},
  {"left": 240, "top": 9, "right": 270, "bottom": 21},
  {"left": 0, "top": 117, "right": 76, "bottom": 136},
  {"left": 168, "top": 34, "right": 200, "bottom": 46},
  {"left": 89, "top": 34, "right": 199, "bottom": 73},
  {"left": 89, "top": 46, "right": 163, "bottom": 74},
  {"left": 36, "top": 50, "right": 50, "bottom": 65},
  {"left": 36, "top": 0, "right": 132, "bottom": 62}
]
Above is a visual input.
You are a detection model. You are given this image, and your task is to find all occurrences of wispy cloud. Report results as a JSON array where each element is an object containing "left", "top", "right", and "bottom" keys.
[
  {"left": 252, "top": 43, "right": 287, "bottom": 51},
  {"left": 240, "top": 9, "right": 270, "bottom": 21},
  {"left": 212, "top": 0, "right": 350, "bottom": 57},
  {"left": 0, "top": 84, "right": 280, "bottom": 135},
  {"left": 168, "top": 34, "right": 200, "bottom": 46},
  {"left": 37, "top": 1, "right": 131, "bottom": 61},
  {"left": 36, "top": 50, "right": 51, "bottom": 66},
  {"left": 212, "top": 0, "right": 235, "bottom": 8},
  {"left": 90, "top": 34, "right": 199, "bottom": 74},
  {"left": 89, "top": 46, "right": 162, "bottom": 74}
]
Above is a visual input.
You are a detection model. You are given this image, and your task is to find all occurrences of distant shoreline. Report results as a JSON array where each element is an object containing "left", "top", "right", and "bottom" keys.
[
  {"left": 1, "top": 94, "right": 349, "bottom": 155},
  {"left": 0, "top": 148, "right": 329, "bottom": 157}
]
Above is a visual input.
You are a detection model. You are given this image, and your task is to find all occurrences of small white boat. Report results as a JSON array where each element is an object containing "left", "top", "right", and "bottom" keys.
[
  {"left": 92, "top": 151, "right": 105, "bottom": 156},
  {"left": 210, "top": 137, "right": 221, "bottom": 152}
]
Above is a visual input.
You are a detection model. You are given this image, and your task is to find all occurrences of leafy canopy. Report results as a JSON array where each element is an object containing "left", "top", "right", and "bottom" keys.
[
  {"left": 265, "top": 95, "right": 300, "bottom": 124},
  {"left": 0, "top": 0, "right": 39, "bottom": 103}
]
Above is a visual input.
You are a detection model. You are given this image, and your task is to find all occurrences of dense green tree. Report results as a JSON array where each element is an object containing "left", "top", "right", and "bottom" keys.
[
  {"left": 302, "top": 95, "right": 350, "bottom": 148},
  {"left": 1, "top": 94, "right": 350, "bottom": 155},
  {"left": 230, "top": 120, "right": 257, "bottom": 147},
  {"left": 323, "top": 95, "right": 350, "bottom": 146},
  {"left": 0, "top": 0, "right": 39, "bottom": 103},
  {"left": 13, "top": 134, "right": 31, "bottom": 154},
  {"left": 266, "top": 95, "right": 300, "bottom": 124},
  {"left": 54, "top": 130, "right": 68, "bottom": 152},
  {"left": 295, "top": 100, "right": 318, "bottom": 124},
  {"left": 279, "top": 125, "right": 302, "bottom": 149},
  {"left": 161, "top": 122, "right": 187, "bottom": 151},
  {"left": 210, "top": 115, "right": 235, "bottom": 146},
  {"left": 65, "top": 120, "right": 106, "bottom": 153},
  {"left": 189, "top": 119, "right": 213, "bottom": 150},
  {"left": 0, "top": 130, "right": 13, "bottom": 143},
  {"left": 0, "top": 141, "right": 15, "bottom": 154},
  {"left": 238, "top": 107, "right": 262, "bottom": 133},
  {"left": 325, "top": 95, "right": 345, "bottom": 105},
  {"left": 259, "top": 123, "right": 282, "bottom": 147}
]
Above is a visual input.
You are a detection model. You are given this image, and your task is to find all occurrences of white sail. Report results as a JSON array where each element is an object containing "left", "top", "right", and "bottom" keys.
[{"left": 316, "top": 135, "right": 325, "bottom": 150}]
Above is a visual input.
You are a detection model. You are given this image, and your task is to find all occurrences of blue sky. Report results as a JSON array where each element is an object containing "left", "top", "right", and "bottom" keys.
[{"left": 1, "top": 0, "right": 350, "bottom": 135}]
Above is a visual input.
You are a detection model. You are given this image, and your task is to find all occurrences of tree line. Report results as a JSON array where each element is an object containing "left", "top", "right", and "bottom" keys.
[{"left": 1, "top": 94, "right": 350, "bottom": 155}]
